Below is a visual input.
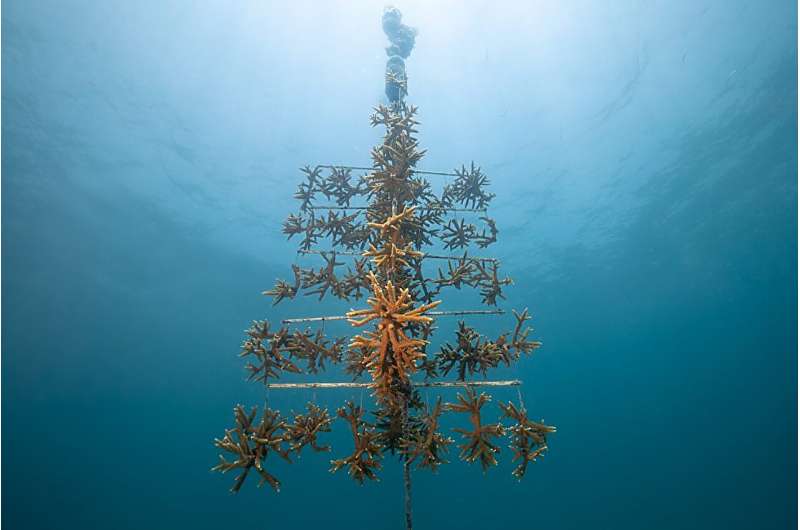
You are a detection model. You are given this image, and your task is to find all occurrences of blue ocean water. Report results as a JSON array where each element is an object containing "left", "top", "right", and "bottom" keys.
[{"left": 2, "top": 1, "right": 796, "bottom": 529}]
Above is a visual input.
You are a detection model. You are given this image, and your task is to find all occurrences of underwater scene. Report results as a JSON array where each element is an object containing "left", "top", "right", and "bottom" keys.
[{"left": 2, "top": 1, "right": 797, "bottom": 529}]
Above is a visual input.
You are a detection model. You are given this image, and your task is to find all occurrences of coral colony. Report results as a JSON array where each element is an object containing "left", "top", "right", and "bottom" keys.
[{"left": 212, "top": 7, "right": 555, "bottom": 528}]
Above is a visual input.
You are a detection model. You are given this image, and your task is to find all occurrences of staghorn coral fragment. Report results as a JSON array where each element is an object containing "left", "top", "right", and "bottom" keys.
[
  {"left": 442, "top": 162, "right": 495, "bottom": 210},
  {"left": 364, "top": 108, "right": 427, "bottom": 203},
  {"left": 322, "top": 166, "right": 369, "bottom": 206},
  {"left": 285, "top": 402, "right": 333, "bottom": 454},
  {"left": 475, "top": 216, "right": 498, "bottom": 248},
  {"left": 509, "top": 308, "right": 542, "bottom": 356},
  {"left": 436, "top": 321, "right": 506, "bottom": 380},
  {"left": 346, "top": 272, "right": 441, "bottom": 401},
  {"left": 439, "top": 218, "right": 476, "bottom": 250},
  {"left": 432, "top": 308, "right": 541, "bottom": 381},
  {"left": 212, "top": 405, "right": 290, "bottom": 493},
  {"left": 476, "top": 260, "right": 513, "bottom": 306},
  {"left": 239, "top": 321, "right": 347, "bottom": 383},
  {"left": 294, "top": 182, "right": 316, "bottom": 212},
  {"left": 240, "top": 321, "right": 301, "bottom": 384},
  {"left": 330, "top": 402, "right": 383, "bottom": 483},
  {"left": 287, "top": 328, "right": 346, "bottom": 373},
  {"left": 300, "top": 164, "right": 324, "bottom": 188},
  {"left": 367, "top": 205, "right": 418, "bottom": 237},
  {"left": 403, "top": 396, "right": 453, "bottom": 472},
  {"left": 344, "top": 341, "right": 371, "bottom": 379},
  {"left": 500, "top": 401, "right": 556, "bottom": 479},
  {"left": 373, "top": 399, "right": 416, "bottom": 454},
  {"left": 263, "top": 264, "right": 303, "bottom": 305},
  {"left": 282, "top": 213, "right": 306, "bottom": 238},
  {"left": 263, "top": 279, "right": 297, "bottom": 305},
  {"left": 445, "top": 388, "right": 504, "bottom": 472},
  {"left": 304, "top": 253, "right": 343, "bottom": 300},
  {"left": 363, "top": 232, "right": 423, "bottom": 270},
  {"left": 433, "top": 252, "right": 476, "bottom": 291}
]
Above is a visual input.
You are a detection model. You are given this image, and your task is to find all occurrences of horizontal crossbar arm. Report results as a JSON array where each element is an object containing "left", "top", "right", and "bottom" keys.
[
  {"left": 317, "top": 164, "right": 461, "bottom": 178},
  {"left": 307, "top": 205, "right": 486, "bottom": 213},
  {"left": 296, "top": 249, "right": 498, "bottom": 264},
  {"left": 282, "top": 309, "right": 505, "bottom": 324},
  {"left": 266, "top": 379, "right": 521, "bottom": 390}
]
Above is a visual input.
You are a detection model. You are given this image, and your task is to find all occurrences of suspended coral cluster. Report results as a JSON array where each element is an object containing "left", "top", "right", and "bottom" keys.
[
  {"left": 240, "top": 319, "right": 345, "bottom": 379},
  {"left": 263, "top": 106, "right": 506, "bottom": 308},
  {"left": 429, "top": 309, "right": 542, "bottom": 380},
  {"left": 347, "top": 272, "right": 441, "bottom": 401},
  {"left": 213, "top": 100, "right": 554, "bottom": 493}
]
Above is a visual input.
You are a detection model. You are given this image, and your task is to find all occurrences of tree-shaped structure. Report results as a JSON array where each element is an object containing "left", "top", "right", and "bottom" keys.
[{"left": 213, "top": 8, "right": 556, "bottom": 529}]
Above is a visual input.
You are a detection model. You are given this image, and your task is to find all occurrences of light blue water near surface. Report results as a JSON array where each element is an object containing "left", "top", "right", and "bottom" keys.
[{"left": 2, "top": 1, "right": 797, "bottom": 529}]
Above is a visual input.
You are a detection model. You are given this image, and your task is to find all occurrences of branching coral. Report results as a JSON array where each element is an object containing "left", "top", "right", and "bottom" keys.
[
  {"left": 285, "top": 403, "right": 333, "bottom": 454},
  {"left": 240, "top": 321, "right": 344, "bottom": 383},
  {"left": 367, "top": 205, "right": 418, "bottom": 236},
  {"left": 365, "top": 105, "right": 427, "bottom": 204},
  {"left": 433, "top": 309, "right": 541, "bottom": 380},
  {"left": 263, "top": 264, "right": 303, "bottom": 305},
  {"left": 477, "top": 260, "right": 512, "bottom": 306},
  {"left": 403, "top": 397, "right": 453, "bottom": 472},
  {"left": 506, "top": 308, "right": 542, "bottom": 356},
  {"left": 212, "top": 405, "right": 290, "bottom": 492},
  {"left": 363, "top": 232, "right": 423, "bottom": 270},
  {"left": 436, "top": 322, "right": 506, "bottom": 380},
  {"left": 240, "top": 321, "right": 301, "bottom": 383},
  {"left": 216, "top": 59, "right": 557, "bottom": 507},
  {"left": 445, "top": 389, "right": 504, "bottom": 471},
  {"left": 439, "top": 218, "right": 477, "bottom": 250},
  {"left": 322, "top": 166, "right": 368, "bottom": 206},
  {"left": 330, "top": 402, "right": 383, "bottom": 483},
  {"left": 500, "top": 401, "right": 555, "bottom": 479},
  {"left": 347, "top": 272, "right": 441, "bottom": 399},
  {"left": 286, "top": 328, "right": 345, "bottom": 373},
  {"left": 374, "top": 401, "right": 415, "bottom": 454},
  {"left": 442, "top": 162, "right": 495, "bottom": 209}
]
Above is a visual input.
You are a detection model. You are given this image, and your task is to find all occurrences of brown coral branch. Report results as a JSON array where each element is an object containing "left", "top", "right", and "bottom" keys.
[
  {"left": 330, "top": 402, "right": 383, "bottom": 483},
  {"left": 212, "top": 405, "right": 290, "bottom": 493},
  {"left": 500, "top": 401, "right": 556, "bottom": 479},
  {"left": 445, "top": 388, "right": 504, "bottom": 471}
]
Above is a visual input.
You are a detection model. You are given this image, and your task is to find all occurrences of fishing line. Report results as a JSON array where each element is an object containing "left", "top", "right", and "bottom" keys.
[
  {"left": 517, "top": 386, "right": 526, "bottom": 414},
  {"left": 512, "top": 341, "right": 526, "bottom": 412}
]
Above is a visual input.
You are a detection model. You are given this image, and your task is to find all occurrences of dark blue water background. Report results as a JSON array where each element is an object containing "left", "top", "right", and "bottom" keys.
[{"left": 3, "top": 1, "right": 797, "bottom": 529}]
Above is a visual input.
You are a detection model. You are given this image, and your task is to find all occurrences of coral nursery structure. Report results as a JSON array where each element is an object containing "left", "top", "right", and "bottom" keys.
[{"left": 213, "top": 8, "right": 555, "bottom": 529}]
